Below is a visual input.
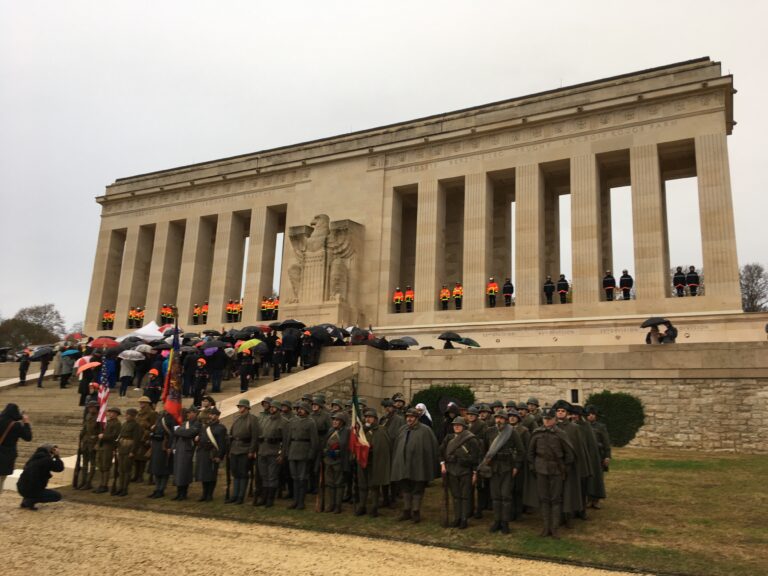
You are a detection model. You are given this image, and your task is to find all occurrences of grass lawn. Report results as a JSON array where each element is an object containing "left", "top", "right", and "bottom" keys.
[{"left": 63, "top": 447, "right": 768, "bottom": 575}]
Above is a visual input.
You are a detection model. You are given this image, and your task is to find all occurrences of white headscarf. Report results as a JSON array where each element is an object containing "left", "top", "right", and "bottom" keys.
[{"left": 415, "top": 402, "right": 433, "bottom": 424}]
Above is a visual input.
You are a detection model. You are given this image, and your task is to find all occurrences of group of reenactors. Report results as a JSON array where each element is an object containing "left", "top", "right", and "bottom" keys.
[
  {"left": 259, "top": 296, "right": 280, "bottom": 320},
  {"left": 77, "top": 392, "right": 610, "bottom": 539},
  {"left": 192, "top": 302, "right": 209, "bottom": 325},
  {"left": 672, "top": 266, "right": 701, "bottom": 297},
  {"left": 396, "top": 278, "right": 516, "bottom": 312},
  {"left": 127, "top": 307, "right": 145, "bottom": 328},
  {"left": 602, "top": 270, "right": 634, "bottom": 301},
  {"left": 392, "top": 286, "right": 416, "bottom": 313},
  {"left": 226, "top": 299, "right": 244, "bottom": 323},
  {"left": 160, "top": 304, "right": 176, "bottom": 323},
  {"left": 542, "top": 275, "right": 570, "bottom": 304}
]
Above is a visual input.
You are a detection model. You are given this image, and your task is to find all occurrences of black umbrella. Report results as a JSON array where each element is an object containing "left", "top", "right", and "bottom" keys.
[
  {"left": 389, "top": 338, "right": 410, "bottom": 349},
  {"left": 308, "top": 325, "right": 333, "bottom": 344},
  {"left": 399, "top": 336, "right": 419, "bottom": 346},
  {"left": 419, "top": 346, "right": 435, "bottom": 350},
  {"left": 278, "top": 319, "right": 306, "bottom": 331},
  {"left": 269, "top": 321, "right": 282, "bottom": 330},
  {"left": 350, "top": 327, "right": 371, "bottom": 344},
  {"left": 182, "top": 332, "right": 200, "bottom": 339},
  {"left": 233, "top": 328, "right": 265, "bottom": 341},
  {"left": 30, "top": 346, "right": 54, "bottom": 361},
  {"left": 203, "top": 340, "right": 229, "bottom": 350},
  {"left": 366, "top": 337, "right": 390, "bottom": 351},
  {"left": 152, "top": 342, "right": 172, "bottom": 351},
  {"left": 458, "top": 337, "right": 480, "bottom": 348},
  {"left": 438, "top": 331, "right": 462, "bottom": 342},
  {"left": 317, "top": 323, "right": 344, "bottom": 340},
  {"left": 641, "top": 317, "right": 668, "bottom": 328},
  {"left": 202, "top": 329, "right": 222, "bottom": 336}
]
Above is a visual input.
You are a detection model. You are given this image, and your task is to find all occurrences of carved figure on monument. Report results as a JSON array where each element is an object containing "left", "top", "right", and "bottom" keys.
[{"left": 286, "top": 214, "right": 361, "bottom": 305}]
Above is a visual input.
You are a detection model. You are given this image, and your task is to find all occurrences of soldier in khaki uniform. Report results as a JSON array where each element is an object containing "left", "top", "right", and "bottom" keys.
[
  {"left": 115, "top": 408, "right": 143, "bottom": 496},
  {"left": 322, "top": 412, "right": 350, "bottom": 513},
  {"left": 528, "top": 407, "right": 575, "bottom": 539},
  {"left": 255, "top": 400, "right": 286, "bottom": 508},
  {"left": 285, "top": 401, "right": 319, "bottom": 510},
  {"left": 440, "top": 416, "right": 482, "bottom": 529},
  {"left": 134, "top": 396, "right": 157, "bottom": 484},
  {"left": 93, "top": 407, "right": 121, "bottom": 494},
  {"left": 465, "top": 406, "right": 487, "bottom": 519},
  {"left": 76, "top": 400, "right": 100, "bottom": 490},
  {"left": 227, "top": 399, "right": 260, "bottom": 505}
]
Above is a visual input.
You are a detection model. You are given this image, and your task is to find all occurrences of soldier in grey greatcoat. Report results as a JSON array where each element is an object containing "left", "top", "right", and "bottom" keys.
[
  {"left": 440, "top": 416, "right": 482, "bottom": 529},
  {"left": 378, "top": 399, "right": 404, "bottom": 507},
  {"left": 356, "top": 408, "right": 391, "bottom": 517},
  {"left": 322, "top": 412, "right": 350, "bottom": 513},
  {"left": 285, "top": 402, "right": 319, "bottom": 510},
  {"left": 147, "top": 411, "right": 175, "bottom": 498},
  {"left": 172, "top": 407, "right": 200, "bottom": 501},
  {"left": 255, "top": 400, "right": 286, "bottom": 508},
  {"left": 528, "top": 407, "right": 575, "bottom": 539},
  {"left": 196, "top": 408, "right": 227, "bottom": 502},
  {"left": 309, "top": 396, "right": 331, "bottom": 494},
  {"left": 585, "top": 404, "right": 611, "bottom": 509},
  {"left": 227, "top": 399, "right": 260, "bottom": 504},
  {"left": 390, "top": 407, "right": 440, "bottom": 523},
  {"left": 554, "top": 401, "right": 589, "bottom": 526}
]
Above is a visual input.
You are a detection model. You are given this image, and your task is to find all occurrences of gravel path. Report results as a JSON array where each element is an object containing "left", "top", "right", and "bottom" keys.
[{"left": 0, "top": 492, "right": 647, "bottom": 576}]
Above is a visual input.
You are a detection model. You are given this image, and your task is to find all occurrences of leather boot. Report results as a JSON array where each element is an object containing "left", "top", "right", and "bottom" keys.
[
  {"left": 334, "top": 486, "right": 343, "bottom": 514},
  {"left": 324, "top": 487, "right": 335, "bottom": 512},
  {"left": 412, "top": 494, "right": 422, "bottom": 523},
  {"left": 226, "top": 479, "right": 239, "bottom": 503},
  {"left": 265, "top": 488, "right": 275, "bottom": 508},
  {"left": 489, "top": 501, "right": 502, "bottom": 532},
  {"left": 197, "top": 485, "right": 208, "bottom": 502},
  {"left": 237, "top": 480, "right": 247, "bottom": 504},
  {"left": 287, "top": 480, "right": 300, "bottom": 509},
  {"left": 500, "top": 521, "right": 510, "bottom": 534},
  {"left": 369, "top": 492, "right": 379, "bottom": 517},
  {"left": 296, "top": 483, "right": 306, "bottom": 510}
]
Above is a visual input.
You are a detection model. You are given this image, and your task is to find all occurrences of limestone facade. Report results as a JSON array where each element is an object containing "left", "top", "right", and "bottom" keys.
[{"left": 86, "top": 57, "right": 742, "bottom": 336}]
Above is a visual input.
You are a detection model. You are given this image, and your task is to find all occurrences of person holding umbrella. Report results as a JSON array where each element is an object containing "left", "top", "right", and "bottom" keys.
[{"left": 18, "top": 349, "right": 31, "bottom": 386}]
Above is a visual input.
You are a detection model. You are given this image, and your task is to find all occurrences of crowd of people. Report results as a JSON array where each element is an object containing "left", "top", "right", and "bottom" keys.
[{"left": 66, "top": 392, "right": 610, "bottom": 539}]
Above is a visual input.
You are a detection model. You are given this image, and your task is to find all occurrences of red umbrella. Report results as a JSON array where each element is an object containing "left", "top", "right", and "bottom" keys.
[
  {"left": 90, "top": 337, "right": 120, "bottom": 349},
  {"left": 77, "top": 361, "right": 101, "bottom": 376}
]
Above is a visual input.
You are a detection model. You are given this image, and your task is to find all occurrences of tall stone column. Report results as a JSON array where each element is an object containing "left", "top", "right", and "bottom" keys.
[
  {"left": 515, "top": 164, "right": 545, "bottom": 306},
  {"left": 208, "top": 211, "right": 246, "bottom": 325},
  {"left": 113, "top": 225, "right": 142, "bottom": 331},
  {"left": 570, "top": 154, "right": 602, "bottom": 304},
  {"left": 176, "top": 216, "right": 216, "bottom": 326},
  {"left": 413, "top": 179, "right": 444, "bottom": 313},
  {"left": 544, "top": 188, "right": 560, "bottom": 279},
  {"left": 85, "top": 227, "right": 125, "bottom": 332},
  {"left": 695, "top": 133, "right": 741, "bottom": 302},
  {"left": 242, "top": 206, "right": 278, "bottom": 324},
  {"left": 630, "top": 144, "right": 668, "bottom": 300},
  {"left": 144, "top": 221, "right": 185, "bottom": 323},
  {"left": 462, "top": 173, "right": 491, "bottom": 311},
  {"left": 600, "top": 182, "right": 613, "bottom": 276}
]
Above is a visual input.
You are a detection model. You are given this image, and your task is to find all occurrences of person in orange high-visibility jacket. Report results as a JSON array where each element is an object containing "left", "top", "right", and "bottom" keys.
[
  {"left": 201, "top": 301, "right": 208, "bottom": 324},
  {"left": 439, "top": 285, "right": 451, "bottom": 311},
  {"left": 192, "top": 304, "right": 201, "bottom": 325},
  {"left": 392, "top": 287, "right": 404, "bottom": 314},
  {"left": 226, "top": 300, "right": 235, "bottom": 322},
  {"left": 101, "top": 310, "right": 110, "bottom": 330},
  {"left": 260, "top": 297, "right": 268, "bottom": 321},
  {"left": 486, "top": 277, "right": 499, "bottom": 308},
  {"left": 273, "top": 296, "right": 279, "bottom": 320},
  {"left": 136, "top": 307, "right": 144, "bottom": 327},
  {"left": 108, "top": 310, "right": 116, "bottom": 330},
  {"left": 237, "top": 299, "right": 243, "bottom": 322},
  {"left": 128, "top": 307, "right": 136, "bottom": 329},
  {"left": 266, "top": 297, "right": 275, "bottom": 320},
  {"left": 404, "top": 285, "right": 415, "bottom": 313},
  {"left": 452, "top": 282, "right": 463, "bottom": 310}
]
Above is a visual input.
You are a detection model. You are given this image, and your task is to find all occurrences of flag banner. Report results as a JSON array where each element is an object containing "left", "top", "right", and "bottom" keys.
[
  {"left": 349, "top": 377, "right": 370, "bottom": 468},
  {"left": 162, "top": 315, "right": 183, "bottom": 424},
  {"left": 97, "top": 353, "right": 109, "bottom": 426}
]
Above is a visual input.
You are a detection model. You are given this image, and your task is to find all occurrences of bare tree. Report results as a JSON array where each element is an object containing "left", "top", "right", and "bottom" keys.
[
  {"left": 14, "top": 304, "right": 66, "bottom": 336},
  {"left": 740, "top": 263, "right": 768, "bottom": 312}
]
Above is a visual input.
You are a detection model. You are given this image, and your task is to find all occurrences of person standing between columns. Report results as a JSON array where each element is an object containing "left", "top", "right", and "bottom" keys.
[
  {"left": 260, "top": 297, "right": 268, "bottom": 321},
  {"left": 557, "top": 274, "right": 570, "bottom": 304},
  {"left": 101, "top": 309, "right": 109, "bottom": 330},
  {"left": 543, "top": 276, "right": 555, "bottom": 305},
  {"left": 452, "top": 282, "right": 463, "bottom": 310},
  {"left": 226, "top": 300, "right": 234, "bottom": 323},
  {"left": 136, "top": 307, "right": 144, "bottom": 327},
  {"left": 192, "top": 304, "right": 200, "bottom": 325},
  {"left": 128, "top": 307, "right": 136, "bottom": 329},
  {"left": 686, "top": 266, "right": 700, "bottom": 296},
  {"left": 392, "top": 286, "right": 404, "bottom": 313},
  {"left": 602, "top": 271, "right": 616, "bottom": 301},
  {"left": 502, "top": 278, "right": 514, "bottom": 307},
  {"left": 273, "top": 295, "right": 279, "bottom": 320},
  {"left": 267, "top": 297, "right": 276, "bottom": 320},
  {"left": 486, "top": 277, "right": 499, "bottom": 308},
  {"left": 200, "top": 301, "right": 208, "bottom": 324},
  {"left": 619, "top": 269, "right": 634, "bottom": 301},
  {"left": 673, "top": 267, "right": 686, "bottom": 297},
  {"left": 439, "top": 285, "right": 451, "bottom": 311},
  {"left": 404, "top": 285, "right": 415, "bottom": 313}
]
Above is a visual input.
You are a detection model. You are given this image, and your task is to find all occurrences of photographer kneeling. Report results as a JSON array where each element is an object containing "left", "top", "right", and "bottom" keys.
[{"left": 17, "top": 444, "right": 64, "bottom": 510}]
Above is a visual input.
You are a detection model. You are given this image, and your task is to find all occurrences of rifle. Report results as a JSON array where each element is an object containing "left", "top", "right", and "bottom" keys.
[
  {"left": 110, "top": 449, "right": 119, "bottom": 495},
  {"left": 441, "top": 470, "right": 450, "bottom": 527},
  {"left": 225, "top": 453, "right": 232, "bottom": 500},
  {"left": 315, "top": 460, "right": 324, "bottom": 512},
  {"left": 72, "top": 445, "right": 82, "bottom": 488}
]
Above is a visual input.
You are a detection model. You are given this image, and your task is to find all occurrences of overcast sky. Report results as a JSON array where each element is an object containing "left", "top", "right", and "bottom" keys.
[{"left": 1, "top": 1, "right": 766, "bottom": 327}]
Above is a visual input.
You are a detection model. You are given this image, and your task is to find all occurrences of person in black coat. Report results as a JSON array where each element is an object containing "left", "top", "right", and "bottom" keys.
[
  {"left": 556, "top": 274, "right": 570, "bottom": 304},
  {"left": 602, "top": 271, "right": 616, "bottom": 301},
  {"left": 619, "top": 269, "right": 634, "bottom": 301},
  {"left": 502, "top": 278, "right": 514, "bottom": 307},
  {"left": 673, "top": 266, "right": 686, "bottom": 297},
  {"left": 17, "top": 444, "right": 64, "bottom": 510},
  {"left": 18, "top": 351, "right": 31, "bottom": 386},
  {"left": 685, "top": 266, "right": 700, "bottom": 296},
  {"left": 0, "top": 403, "right": 32, "bottom": 493},
  {"left": 543, "top": 276, "right": 555, "bottom": 305}
]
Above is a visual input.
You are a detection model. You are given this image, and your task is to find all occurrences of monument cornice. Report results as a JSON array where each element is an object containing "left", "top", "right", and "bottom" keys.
[{"left": 99, "top": 58, "right": 730, "bottom": 202}]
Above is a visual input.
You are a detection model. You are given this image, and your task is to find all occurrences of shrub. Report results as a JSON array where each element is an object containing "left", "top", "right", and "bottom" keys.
[
  {"left": 411, "top": 384, "right": 476, "bottom": 435},
  {"left": 585, "top": 390, "right": 645, "bottom": 447}
]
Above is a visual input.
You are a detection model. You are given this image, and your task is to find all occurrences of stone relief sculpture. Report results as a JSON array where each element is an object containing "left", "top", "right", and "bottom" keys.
[{"left": 287, "top": 214, "right": 361, "bottom": 304}]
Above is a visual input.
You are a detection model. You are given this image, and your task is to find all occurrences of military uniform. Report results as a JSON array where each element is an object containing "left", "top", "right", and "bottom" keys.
[
  {"left": 322, "top": 412, "right": 350, "bottom": 513},
  {"left": 440, "top": 417, "right": 482, "bottom": 528},
  {"left": 482, "top": 418, "right": 525, "bottom": 533},
  {"left": 309, "top": 400, "right": 331, "bottom": 494},
  {"left": 228, "top": 400, "right": 260, "bottom": 504},
  {"left": 196, "top": 411, "right": 227, "bottom": 501},
  {"left": 285, "top": 403, "right": 319, "bottom": 510},
  {"left": 356, "top": 409, "right": 392, "bottom": 517},
  {"left": 77, "top": 405, "right": 100, "bottom": 489},
  {"left": 527, "top": 414, "right": 575, "bottom": 538},
  {"left": 94, "top": 410, "right": 121, "bottom": 493},
  {"left": 115, "top": 411, "right": 143, "bottom": 496},
  {"left": 256, "top": 403, "right": 286, "bottom": 507},
  {"left": 172, "top": 411, "right": 200, "bottom": 500},
  {"left": 134, "top": 401, "right": 157, "bottom": 483},
  {"left": 148, "top": 412, "right": 176, "bottom": 498}
]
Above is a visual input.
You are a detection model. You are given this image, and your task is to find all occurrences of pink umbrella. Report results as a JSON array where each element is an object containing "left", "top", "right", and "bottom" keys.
[
  {"left": 77, "top": 361, "right": 101, "bottom": 376},
  {"left": 74, "top": 355, "right": 93, "bottom": 369}
]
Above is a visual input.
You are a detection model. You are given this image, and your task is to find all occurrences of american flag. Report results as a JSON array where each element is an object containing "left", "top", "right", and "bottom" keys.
[{"left": 96, "top": 354, "right": 110, "bottom": 425}]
